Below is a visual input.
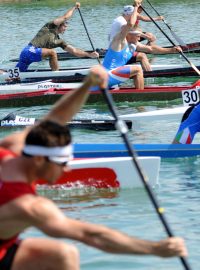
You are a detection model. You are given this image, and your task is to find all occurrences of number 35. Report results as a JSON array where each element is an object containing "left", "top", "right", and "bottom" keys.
[{"left": 7, "top": 68, "right": 20, "bottom": 79}]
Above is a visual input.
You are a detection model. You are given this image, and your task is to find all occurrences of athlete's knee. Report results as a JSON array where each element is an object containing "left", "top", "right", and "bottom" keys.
[
  {"left": 49, "top": 49, "right": 57, "bottom": 58},
  {"left": 146, "top": 32, "right": 156, "bottom": 42},
  {"left": 137, "top": 52, "right": 148, "bottom": 61},
  {"left": 43, "top": 49, "right": 57, "bottom": 59},
  {"left": 57, "top": 242, "right": 79, "bottom": 267},
  {"left": 137, "top": 66, "right": 143, "bottom": 75},
  {"left": 130, "top": 66, "right": 143, "bottom": 76},
  {"left": 59, "top": 242, "right": 79, "bottom": 258}
]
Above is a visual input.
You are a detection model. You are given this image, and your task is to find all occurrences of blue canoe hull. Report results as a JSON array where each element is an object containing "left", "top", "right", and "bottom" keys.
[{"left": 74, "top": 144, "right": 200, "bottom": 158}]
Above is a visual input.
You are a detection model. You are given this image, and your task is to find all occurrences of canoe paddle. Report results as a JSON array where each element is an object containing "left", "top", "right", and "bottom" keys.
[
  {"left": 145, "top": 0, "right": 187, "bottom": 47},
  {"left": 141, "top": 6, "right": 200, "bottom": 77},
  {"left": 74, "top": 8, "right": 191, "bottom": 269},
  {"left": 101, "top": 87, "right": 192, "bottom": 270},
  {"left": 77, "top": 8, "right": 101, "bottom": 64}
]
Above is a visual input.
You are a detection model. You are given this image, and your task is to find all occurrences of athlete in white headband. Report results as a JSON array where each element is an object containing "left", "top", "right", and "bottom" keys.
[
  {"left": 20, "top": 120, "right": 73, "bottom": 171},
  {"left": 0, "top": 65, "right": 187, "bottom": 270}
]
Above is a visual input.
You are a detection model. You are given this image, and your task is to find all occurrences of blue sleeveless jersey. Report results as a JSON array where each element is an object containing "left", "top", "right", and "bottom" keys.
[{"left": 103, "top": 44, "right": 136, "bottom": 70}]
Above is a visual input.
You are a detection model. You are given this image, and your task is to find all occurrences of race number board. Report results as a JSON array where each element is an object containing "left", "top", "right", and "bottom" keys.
[
  {"left": 7, "top": 68, "right": 20, "bottom": 79},
  {"left": 182, "top": 86, "right": 199, "bottom": 106}
]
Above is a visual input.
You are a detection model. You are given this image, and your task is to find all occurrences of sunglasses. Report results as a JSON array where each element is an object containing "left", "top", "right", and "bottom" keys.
[{"left": 45, "top": 157, "right": 68, "bottom": 167}]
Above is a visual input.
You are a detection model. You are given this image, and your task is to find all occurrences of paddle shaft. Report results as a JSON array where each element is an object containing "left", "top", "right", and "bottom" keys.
[
  {"left": 145, "top": 0, "right": 186, "bottom": 46},
  {"left": 77, "top": 8, "right": 101, "bottom": 64},
  {"left": 101, "top": 87, "right": 192, "bottom": 270},
  {"left": 141, "top": 6, "right": 200, "bottom": 76}
]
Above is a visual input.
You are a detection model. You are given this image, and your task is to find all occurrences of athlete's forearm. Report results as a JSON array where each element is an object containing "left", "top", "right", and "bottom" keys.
[
  {"left": 62, "top": 2, "right": 80, "bottom": 21},
  {"left": 63, "top": 221, "right": 186, "bottom": 257},
  {"left": 36, "top": 209, "right": 156, "bottom": 255},
  {"left": 144, "top": 45, "right": 178, "bottom": 54},
  {"left": 154, "top": 16, "right": 163, "bottom": 21},
  {"left": 129, "top": 6, "right": 139, "bottom": 28},
  {"left": 65, "top": 45, "right": 98, "bottom": 58},
  {"left": 62, "top": 6, "right": 77, "bottom": 21},
  {"left": 65, "top": 47, "right": 90, "bottom": 58},
  {"left": 79, "top": 225, "right": 157, "bottom": 255},
  {"left": 53, "top": 5, "right": 77, "bottom": 25},
  {"left": 139, "top": 16, "right": 163, "bottom": 22},
  {"left": 152, "top": 46, "right": 178, "bottom": 54}
]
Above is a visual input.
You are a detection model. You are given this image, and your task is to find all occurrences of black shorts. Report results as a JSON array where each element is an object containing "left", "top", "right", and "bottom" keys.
[
  {"left": 0, "top": 243, "right": 19, "bottom": 270},
  {"left": 126, "top": 52, "right": 138, "bottom": 65},
  {"left": 139, "top": 36, "right": 146, "bottom": 42}
]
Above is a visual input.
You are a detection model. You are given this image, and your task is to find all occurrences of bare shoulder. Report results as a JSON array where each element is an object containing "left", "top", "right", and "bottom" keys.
[
  {"left": 9, "top": 194, "right": 58, "bottom": 218},
  {"left": 16, "top": 195, "right": 57, "bottom": 212}
]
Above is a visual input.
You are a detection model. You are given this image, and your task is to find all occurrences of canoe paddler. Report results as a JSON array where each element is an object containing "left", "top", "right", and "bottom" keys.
[
  {"left": 0, "top": 65, "right": 187, "bottom": 270},
  {"left": 126, "top": 30, "right": 182, "bottom": 71},
  {"left": 102, "top": 0, "right": 182, "bottom": 89},
  {"left": 15, "top": 2, "right": 99, "bottom": 72},
  {"left": 108, "top": 2, "right": 163, "bottom": 46},
  {"left": 107, "top": 1, "right": 169, "bottom": 73},
  {"left": 103, "top": 0, "right": 144, "bottom": 89},
  {"left": 132, "top": 4, "right": 164, "bottom": 45}
]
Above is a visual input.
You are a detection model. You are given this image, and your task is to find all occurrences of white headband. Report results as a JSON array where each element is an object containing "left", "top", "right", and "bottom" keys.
[
  {"left": 48, "top": 155, "right": 73, "bottom": 163},
  {"left": 23, "top": 144, "right": 73, "bottom": 158},
  {"left": 129, "top": 30, "right": 142, "bottom": 35}
]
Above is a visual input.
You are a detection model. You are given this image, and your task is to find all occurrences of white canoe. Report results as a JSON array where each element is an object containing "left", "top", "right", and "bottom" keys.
[
  {"left": 37, "top": 156, "right": 160, "bottom": 189},
  {"left": 0, "top": 80, "right": 80, "bottom": 93},
  {"left": 120, "top": 106, "right": 188, "bottom": 124},
  {"left": 0, "top": 64, "right": 189, "bottom": 81},
  {"left": 0, "top": 106, "right": 187, "bottom": 129}
]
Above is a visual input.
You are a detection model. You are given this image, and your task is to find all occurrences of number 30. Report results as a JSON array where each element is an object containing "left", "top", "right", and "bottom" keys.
[{"left": 182, "top": 89, "right": 199, "bottom": 106}]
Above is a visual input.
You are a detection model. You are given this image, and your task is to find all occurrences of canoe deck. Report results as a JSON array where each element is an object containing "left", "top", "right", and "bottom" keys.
[
  {"left": 0, "top": 80, "right": 199, "bottom": 107},
  {"left": 36, "top": 156, "right": 160, "bottom": 189},
  {"left": 1, "top": 64, "right": 200, "bottom": 85}
]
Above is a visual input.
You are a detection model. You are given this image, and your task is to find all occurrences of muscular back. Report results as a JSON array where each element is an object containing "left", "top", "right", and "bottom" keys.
[{"left": 30, "top": 21, "right": 67, "bottom": 49}]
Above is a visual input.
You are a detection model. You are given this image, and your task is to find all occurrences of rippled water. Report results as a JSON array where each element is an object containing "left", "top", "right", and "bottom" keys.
[{"left": 0, "top": 0, "right": 200, "bottom": 269}]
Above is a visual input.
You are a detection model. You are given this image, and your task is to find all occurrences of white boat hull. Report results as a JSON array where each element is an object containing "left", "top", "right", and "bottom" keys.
[
  {"left": 120, "top": 106, "right": 188, "bottom": 124},
  {"left": 0, "top": 64, "right": 188, "bottom": 82},
  {"left": 0, "top": 80, "right": 81, "bottom": 93},
  {"left": 67, "top": 156, "right": 160, "bottom": 188}
]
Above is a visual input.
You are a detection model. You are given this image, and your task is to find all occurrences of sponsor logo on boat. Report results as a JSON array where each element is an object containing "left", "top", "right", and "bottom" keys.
[
  {"left": 37, "top": 84, "right": 62, "bottom": 89},
  {"left": 1, "top": 116, "right": 35, "bottom": 126},
  {"left": 1, "top": 119, "right": 20, "bottom": 126}
]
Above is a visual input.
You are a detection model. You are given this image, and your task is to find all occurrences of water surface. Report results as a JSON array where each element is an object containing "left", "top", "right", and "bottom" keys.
[{"left": 0, "top": 1, "right": 200, "bottom": 269}]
